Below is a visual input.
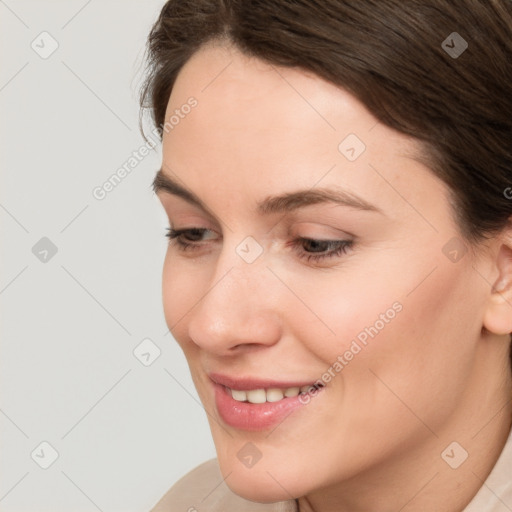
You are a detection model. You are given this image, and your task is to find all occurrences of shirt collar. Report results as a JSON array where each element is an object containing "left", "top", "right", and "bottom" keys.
[{"left": 462, "top": 422, "right": 512, "bottom": 511}]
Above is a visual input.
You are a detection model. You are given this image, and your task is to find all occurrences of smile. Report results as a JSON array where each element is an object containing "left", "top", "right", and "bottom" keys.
[
  {"left": 209, "top": 374, "right": 325, "bottom": 430},
  {"left": 226, "top": 383, "right": 324, "bottom": 403}
]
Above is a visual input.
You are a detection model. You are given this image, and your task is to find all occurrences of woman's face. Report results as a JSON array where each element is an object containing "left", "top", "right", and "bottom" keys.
[{"left": 155, "top": 43, "right": 494, "bottom": 501}]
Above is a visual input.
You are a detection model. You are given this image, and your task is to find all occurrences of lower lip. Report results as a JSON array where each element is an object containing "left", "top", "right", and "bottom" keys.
[{"left": 213, "top": 382, "right": 323, "bottom": 431}]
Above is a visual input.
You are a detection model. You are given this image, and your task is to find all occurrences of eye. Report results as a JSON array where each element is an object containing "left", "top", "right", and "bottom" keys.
[
  {"left": 164, "top": 227, "right": 353, "bottom": 263},
  {"left": 288, "top": 237, "right": 353, "bottom": 262},
  {"left": 165, "top": 227, "right": 216, "bottom": 251}
]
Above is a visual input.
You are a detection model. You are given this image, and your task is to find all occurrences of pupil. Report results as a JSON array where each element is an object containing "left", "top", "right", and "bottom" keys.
[{"left": 306, "top": 239, "right": 327, "bottom": 252}]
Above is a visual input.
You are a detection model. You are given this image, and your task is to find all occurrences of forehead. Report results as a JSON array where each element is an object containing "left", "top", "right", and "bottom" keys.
[
  {"left": 160, "top": 43, "right": 449, "bottom": 229},
  {"left": 166, "top": 42, "right": 377, "bottom": 142}
]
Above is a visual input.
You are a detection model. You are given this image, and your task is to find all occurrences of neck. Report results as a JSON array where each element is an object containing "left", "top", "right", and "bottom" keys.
[{"left": 297, "top": 346, "right": 512, "bottom": 512}]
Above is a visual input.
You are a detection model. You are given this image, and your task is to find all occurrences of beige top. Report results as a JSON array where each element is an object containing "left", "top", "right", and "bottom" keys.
[{"left": 150, "top": 426, "right": 512, "bottom": 512}]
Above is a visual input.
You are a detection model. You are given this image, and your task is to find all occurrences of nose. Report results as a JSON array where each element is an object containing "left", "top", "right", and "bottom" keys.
[{"left": 187, "top": 243, "right": 282, "bottom": 355}]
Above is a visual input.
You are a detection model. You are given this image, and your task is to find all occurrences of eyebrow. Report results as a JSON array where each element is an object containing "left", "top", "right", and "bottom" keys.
[{"left": 152, "top": 168, "right": 382, "bottom": 216}]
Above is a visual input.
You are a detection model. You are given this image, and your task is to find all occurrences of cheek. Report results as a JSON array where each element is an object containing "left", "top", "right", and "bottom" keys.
[
  {"left": 161, "top": 254, "right": 199, "bottom": 349},
  {"left": 287, "top": 250, "right": 480, "bottom": 420},
  {"left": 368, "top": 264, "right": 478, "bottom": 424},
  {"left": 280, "top": 262, "right": 407, "bottom": 366},
  {"left": 289, "top": 244, "right": 476, "bottom": 359}
]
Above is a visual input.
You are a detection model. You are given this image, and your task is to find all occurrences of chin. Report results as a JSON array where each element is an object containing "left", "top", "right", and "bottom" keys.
[
  {"left": 216, "top": 456, "right": 305, "bottom": 503},
  {"left": 225, "top": 473, "right": 295, "bottom": 503}
]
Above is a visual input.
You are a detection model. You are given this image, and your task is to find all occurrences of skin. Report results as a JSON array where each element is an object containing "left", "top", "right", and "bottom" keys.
[{"left": 154, "top": 41, "right": 512, "bottom": 512}]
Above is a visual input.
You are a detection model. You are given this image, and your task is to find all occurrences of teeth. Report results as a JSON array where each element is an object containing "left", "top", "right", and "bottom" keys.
[
  {"left": 246, "top": 389, "right": 266, "bottom": 404},
  {"left": 229, "top": 384, "right": 322, "bottom": 403},
  {"left": 284, "top": 386, "right": 301, "bottom": 397},
  {"left": 231, "top": 389, "right": 247, "bottom": 401},
  {"left": 266, "top": 388, "right": 284, "bottom": 402}
]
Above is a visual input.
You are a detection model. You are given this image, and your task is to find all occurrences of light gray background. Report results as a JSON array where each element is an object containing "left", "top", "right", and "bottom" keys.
[{"left": 0, "top": 1, "right": 216, "bottom": 511}]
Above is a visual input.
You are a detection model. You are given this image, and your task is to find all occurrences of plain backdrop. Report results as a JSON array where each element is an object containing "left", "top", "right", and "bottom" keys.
[{"left": 0, "top": 1, "right": 216, "bottom": 511}]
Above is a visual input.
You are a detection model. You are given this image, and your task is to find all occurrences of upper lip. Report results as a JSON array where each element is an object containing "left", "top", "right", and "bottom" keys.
[{"left": 208, "top": 372, "right": 323, "bottom": 391}]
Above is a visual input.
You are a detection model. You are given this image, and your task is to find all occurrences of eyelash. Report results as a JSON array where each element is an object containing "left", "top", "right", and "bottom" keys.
[{"left": 164, "top": 227, "right": 353, "bottom": 263}]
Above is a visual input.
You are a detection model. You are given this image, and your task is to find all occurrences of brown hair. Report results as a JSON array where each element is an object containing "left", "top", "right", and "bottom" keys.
[{"left": 139, "top": 0, "right": 512, "bottom": 363}]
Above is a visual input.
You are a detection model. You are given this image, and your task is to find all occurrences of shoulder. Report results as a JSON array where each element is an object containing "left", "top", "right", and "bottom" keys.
[{"left": 149, "top": 458, "right": 297, "bottom": 512}]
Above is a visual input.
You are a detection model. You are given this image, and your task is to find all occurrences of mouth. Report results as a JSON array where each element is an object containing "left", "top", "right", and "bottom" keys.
[
  {"left": 209, "top": 373, "right": 325, "bottom": 431},
  {"left": 225, "top": 383, "right": 324, "bottom": 403}
]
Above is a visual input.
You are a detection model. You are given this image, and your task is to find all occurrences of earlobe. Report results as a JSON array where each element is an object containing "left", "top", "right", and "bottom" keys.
[
  {"left": 483, "top": 240, "right": 512, "bottom": 336},
  {"left": 492, "top": 277, "right": 508, "bottom": 294}
]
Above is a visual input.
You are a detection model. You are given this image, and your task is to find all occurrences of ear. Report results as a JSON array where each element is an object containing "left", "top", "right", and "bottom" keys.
[{"left": 483, "top": 225, "right": 512, "bottom": 336}]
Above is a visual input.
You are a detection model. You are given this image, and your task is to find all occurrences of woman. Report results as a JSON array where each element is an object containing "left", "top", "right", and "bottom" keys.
[{"left": 141, "top": 1, "right": 512, "bottom": 510}]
